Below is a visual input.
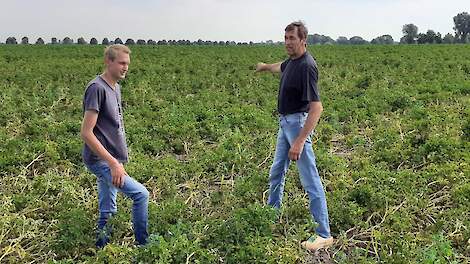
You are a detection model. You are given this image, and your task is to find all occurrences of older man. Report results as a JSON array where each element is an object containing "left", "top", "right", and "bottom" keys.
[{"left": 256, "top": 21, "right": 333, "bottom": 251}]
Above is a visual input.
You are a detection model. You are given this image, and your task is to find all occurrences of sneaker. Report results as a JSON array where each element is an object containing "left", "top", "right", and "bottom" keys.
[{"left": 301, "top": 235, "right": 334, "bottom": 251}]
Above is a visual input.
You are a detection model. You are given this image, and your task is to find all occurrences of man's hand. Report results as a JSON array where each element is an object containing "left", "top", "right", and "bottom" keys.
[
  {"left": 110, "top": 161, "right": 126, "bottom": 188},
  {"left": 255, "top": 62, "right": 281, "bottom": 73},
  {"left": 81, "top": 110, "right": 127, "bottom": 188},
  {"left": 288, "top": 138, "right": 305, "bottom": 161},
  {"left": 255, "top": 62, "right": 267, "bottom": 72}
]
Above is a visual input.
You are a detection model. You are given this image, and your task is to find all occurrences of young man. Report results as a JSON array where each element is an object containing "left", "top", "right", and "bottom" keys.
[
  {"left": 256, "top": 21, "right": 334, "bottom": 251},
  {"left": 80, "top": 44, "right": 149, "bottom": 248}
]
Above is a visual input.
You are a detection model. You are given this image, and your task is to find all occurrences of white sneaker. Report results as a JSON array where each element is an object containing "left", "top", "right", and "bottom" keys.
[{"left": 301, "top": 235, "right": 334, "bottom": 251}]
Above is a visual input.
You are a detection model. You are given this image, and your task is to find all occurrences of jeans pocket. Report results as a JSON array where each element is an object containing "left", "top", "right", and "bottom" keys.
[
  {"left": 305, "top": 133, "right": 313, "bottom": 144},
  {"left": 88, "top": 162, "right": 109, "bottom": 178},
  {"left": 300, "top": 112, "right": 308, "bottom": 123}
]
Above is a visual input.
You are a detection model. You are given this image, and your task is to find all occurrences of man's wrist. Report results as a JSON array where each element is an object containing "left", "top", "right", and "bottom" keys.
[
  {"left": 108, "top": 158, "right": 120, "bottom": 167},
  {"left": 295, "top": 136, "right": 307, "bottom": 145}
]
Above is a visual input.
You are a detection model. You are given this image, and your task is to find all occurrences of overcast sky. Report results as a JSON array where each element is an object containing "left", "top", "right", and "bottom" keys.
[{"left": 1, "top": 0, "right": 468, "bottom": 43}]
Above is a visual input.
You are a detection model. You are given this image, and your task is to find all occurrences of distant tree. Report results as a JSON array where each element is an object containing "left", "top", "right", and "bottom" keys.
[
  {"left": 136, "top": 39, "right": 146, "bottom": 45},
  {"left": 125, "top": 38, "right": 135, "bottom": 45},
  {"left": 77, "top": 37, "right": 87, "bottom": 44},
  {"left": 321, "top": 35, "right": 335, "bottom": 44},
  {"left": 21, "top": 36, "right": 29, "bottom": 44},
  {"left": 114, "top": 38, "right": 123, "bottom": 44},
  {"left": 158, "top": 40, "right": 168, "bottom": 45},
  {"left": 417, "top": 33, "right": 428, "bottom": 44},
  {"left": 308, "top": 34, "right": 321, "bottom": 44},
  {"left": 427, "top": 30, "right": 442, "bottom": 44},
  {"left": 402, "top": 24, "right": 418, "bottom": 44},
  {"left": 90, "top": 38, "right": 98, "bottom": 45},
  {"left": 371, "top": 35, "right": 394, "bottom": 45},
  {"left": 349, "top": 36, "right": 367, "bottom": 45},
  {"left": 417, "top": 30, "right": 442, "bottom": 44},
  {"left": 63, "top": 37, "right": 73, "bottom": 44},
  {"left": 308, "top": 34, "right": 322, "bottom": 45},
  {"left": 6, "top": 37, "right": 17, "bottom": 44},
  {"left": 102, "top": 38, "right": 110, "bottom": 45},
  {"left": 308, "top": 34, "right": 335, "bottom": 45},
  {"left": 109, "top": 41, "right": 115, "bottom": 45},
  {"left": 51, "top": 37, "right": 58, "bottom": 44},
  {"left": 453, "top": 12, "right": 470, "bottom": 43},
  {"left": 336, "top": 36, "right": 349, "bottom": 45},
  {"left": 147, "top": 39, "right": 157, "bottom": 45},
  {"left": 442, "top": 33, "right": 455, "bottom": 44},
  {"left": 35, "top": 38, "right": 45, "bottom": 45},
  {"left": 465, "top": 35, "right": 470, "bottom": 43}
]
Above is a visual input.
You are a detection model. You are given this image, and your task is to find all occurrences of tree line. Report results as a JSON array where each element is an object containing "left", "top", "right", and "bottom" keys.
[
  {"left": 400, "top": 12, "right": 469, "bottom": 44},
  {"left": 309, "top": 12, "right": 470, "bottom": 45},
  {"left": 3, "top": 36, "right": 260, "bottom": 46},
  {"left": 3, "top": 12, "right": 469, "bottom": 46}
]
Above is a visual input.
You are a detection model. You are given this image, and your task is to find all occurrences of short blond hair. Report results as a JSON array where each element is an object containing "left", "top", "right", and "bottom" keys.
[{"left": 104, "top": 44, "right": 131, "bottom": 61}]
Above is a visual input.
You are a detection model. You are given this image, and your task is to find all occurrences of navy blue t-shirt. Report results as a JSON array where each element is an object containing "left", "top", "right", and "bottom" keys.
[{"left": 278, "top": 52, "right": 320, "bottom": 115}]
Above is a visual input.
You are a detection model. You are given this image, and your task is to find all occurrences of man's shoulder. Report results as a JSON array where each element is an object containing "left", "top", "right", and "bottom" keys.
[
  {"left": 85, "top": 76, "right": 107, "bottom": 92},
  {"left": 302, "top": 53, "right": 317, "bottom": 67}
]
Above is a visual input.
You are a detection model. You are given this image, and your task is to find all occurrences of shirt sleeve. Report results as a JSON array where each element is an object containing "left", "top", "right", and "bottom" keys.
[
  {"left": 280, "top": 59, "right": 290, "bottom": 72},
  {"left": 83, "top": 83, "right": 105, "bottom": 112},
  {"left": 301, "top": 63, "right": 320, "bottom": 102}
]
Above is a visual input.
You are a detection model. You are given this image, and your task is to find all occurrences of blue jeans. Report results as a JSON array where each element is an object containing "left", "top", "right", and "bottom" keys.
[
  {"left": 86, "top": 162, "right": 149, "bottom": 247},
  {"left": 267, "top": 112, "right": 331, "bottom": 238}
]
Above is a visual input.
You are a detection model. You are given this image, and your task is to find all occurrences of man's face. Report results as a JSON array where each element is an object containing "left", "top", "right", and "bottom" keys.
[
  {"left": 106, "top": 51, "right": 130, "bottom": 81},
  {"left": 284, "top": 28, "right": 306, "bottom": 57}
]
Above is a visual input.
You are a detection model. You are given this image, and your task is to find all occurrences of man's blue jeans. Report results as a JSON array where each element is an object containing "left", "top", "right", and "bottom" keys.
[
  {"left": 86, "top": 161, "right": 149, "bottom": 247},
  {"left": 267, "top": 112, "right": 331, "bottom": 238}
]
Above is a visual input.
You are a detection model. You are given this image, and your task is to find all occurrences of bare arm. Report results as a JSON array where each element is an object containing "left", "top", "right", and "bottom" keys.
[
  {"left": 288, "top": 101, "right": 323, "bottom": 161},
  {"left": 255, "top": 62, "right": 282, "bottom": 73},
  {"left": 80, "top": 110, "right": 126, "bottom": 187}
]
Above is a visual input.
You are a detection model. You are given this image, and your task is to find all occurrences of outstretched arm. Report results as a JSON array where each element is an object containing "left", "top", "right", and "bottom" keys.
[{"left": 255, "top": 62, "right": 282, "bottom": 73}]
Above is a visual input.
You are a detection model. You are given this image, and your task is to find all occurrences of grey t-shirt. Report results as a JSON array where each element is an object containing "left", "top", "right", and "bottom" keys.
[
  {"left": 82, "top": 76, "right": 128, "bottom": 165},
  {"left": 278, "top": 51, "right": 320, "bottom": 115}
]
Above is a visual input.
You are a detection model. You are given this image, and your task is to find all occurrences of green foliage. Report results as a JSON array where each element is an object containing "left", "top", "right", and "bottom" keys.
[
  {"left": 0, "top": 45, "right": 469, "bottom": 263},
  {"left": 419, "top": 233, "right": 459, "bottom": 264}
]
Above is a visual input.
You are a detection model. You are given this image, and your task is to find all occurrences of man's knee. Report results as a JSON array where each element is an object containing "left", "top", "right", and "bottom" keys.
[
  {"left": 270, "top": 161, "right": 288, "bottom": 179},
  {"left": 304, "top": 185, "right": 326, "bottom": 200},
  {"left": 139, "top": 187, "right": 149, "bottom": 201},
  {"left": 130, "top": 184, "right": 149, "bottom": 202}
]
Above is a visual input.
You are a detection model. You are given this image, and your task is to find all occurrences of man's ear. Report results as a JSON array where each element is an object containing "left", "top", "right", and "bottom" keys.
[{"left": 104, "top": 57, "right": 111, "bottom": 67}]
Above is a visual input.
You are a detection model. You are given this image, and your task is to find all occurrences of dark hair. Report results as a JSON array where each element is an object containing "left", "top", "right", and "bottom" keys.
[{"left": 285, "top": 21, "right": 308, "bottom": 40}]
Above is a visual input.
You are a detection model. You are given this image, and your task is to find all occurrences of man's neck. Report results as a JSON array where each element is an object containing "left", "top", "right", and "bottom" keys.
[
  {"left": 100, "top": 72, "right": 117, "bottom": 89},
  {"left": 290, "top": 49, "right": 307, "bottom": 60}
]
